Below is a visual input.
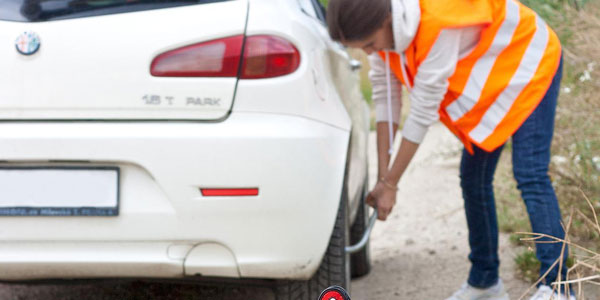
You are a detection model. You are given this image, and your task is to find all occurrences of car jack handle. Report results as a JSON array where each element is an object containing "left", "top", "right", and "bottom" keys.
[{"left": 344, "top": 209, "right": 378, "bottom": 254}]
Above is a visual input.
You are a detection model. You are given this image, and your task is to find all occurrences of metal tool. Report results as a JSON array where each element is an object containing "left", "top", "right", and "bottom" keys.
[{"left": 345, "top": 208, "right": 378, "bottom": 254}]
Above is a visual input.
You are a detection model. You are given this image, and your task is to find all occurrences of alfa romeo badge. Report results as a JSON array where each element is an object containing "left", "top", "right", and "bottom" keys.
[{"left": 15, "top": 31, "right": 41, "bottom": 55}]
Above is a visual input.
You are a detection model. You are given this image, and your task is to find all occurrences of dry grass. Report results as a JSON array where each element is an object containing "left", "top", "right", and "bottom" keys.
[
  {"left": 547, "top": 2, "right": 600, "bottom": 237},
  {"left": 515, "top": 190, "right": 599, "bottom": 299}
]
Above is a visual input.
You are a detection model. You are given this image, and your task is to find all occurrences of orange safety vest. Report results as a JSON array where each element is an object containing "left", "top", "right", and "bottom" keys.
[{"left": 379, "top": 0, "right": 561, "bottom": 154}]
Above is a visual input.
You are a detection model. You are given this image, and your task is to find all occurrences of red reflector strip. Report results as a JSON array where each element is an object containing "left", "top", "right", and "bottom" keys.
[{"left": 201, "top": 188, "right": 259, "bottom": 196}]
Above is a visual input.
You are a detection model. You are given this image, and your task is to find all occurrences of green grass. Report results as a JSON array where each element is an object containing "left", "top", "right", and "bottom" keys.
[
  {"left": 514, "top": 249, "right": 576, "bottom": 283},
  {"left": 515, "top": 250, "right": 542, "bottom": 283}
]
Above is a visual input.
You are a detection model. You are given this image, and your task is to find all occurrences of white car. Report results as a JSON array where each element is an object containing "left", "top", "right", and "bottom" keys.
[{"left": 0, "top": 0, "right": 371, "bottom": 298}]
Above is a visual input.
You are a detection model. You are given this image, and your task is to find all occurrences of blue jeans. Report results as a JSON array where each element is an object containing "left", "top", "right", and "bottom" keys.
[{"left": 460, "top": 57, "right": 566, "bottom": 288}]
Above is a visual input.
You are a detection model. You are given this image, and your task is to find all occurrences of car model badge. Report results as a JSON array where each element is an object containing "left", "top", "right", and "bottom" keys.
[{"left": 15, "top": 31, "right": 41, "bottom": 55}]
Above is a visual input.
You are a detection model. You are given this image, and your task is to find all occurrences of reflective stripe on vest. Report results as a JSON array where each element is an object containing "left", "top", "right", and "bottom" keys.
[{"left": 379, "top": 0, "right": 561, "bottom": 153}]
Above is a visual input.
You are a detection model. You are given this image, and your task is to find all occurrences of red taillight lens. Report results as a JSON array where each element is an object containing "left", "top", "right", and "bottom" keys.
[
  {"left": 150, "top": 35, "right": 299, "bottom": 79},
  {"left": 241, "top": 35, "right": 300, "bottom": 79},
  {"left": 151, "top": 35, "right": 244, "bottom": 77}
]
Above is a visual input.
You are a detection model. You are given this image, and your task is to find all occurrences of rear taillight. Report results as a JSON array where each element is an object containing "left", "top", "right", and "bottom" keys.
[
  {"left": 151, "top": 35, "right": 300, "bottom": 79},
  {"left": 150, "top": 35, "right": 244, "bottom": 77},
  {"left": 240, "top": 35, "right": 300, "bottom": 79}
]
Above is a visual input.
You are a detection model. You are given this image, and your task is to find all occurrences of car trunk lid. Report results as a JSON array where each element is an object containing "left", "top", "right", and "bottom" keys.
[{"left": 0, "top": 0, "right": 247, "bottom": 120}]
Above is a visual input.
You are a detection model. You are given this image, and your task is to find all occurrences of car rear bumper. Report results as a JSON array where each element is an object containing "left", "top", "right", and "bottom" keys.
[{"left": 0, "top": 112, "right": 349, "bottom": 280}]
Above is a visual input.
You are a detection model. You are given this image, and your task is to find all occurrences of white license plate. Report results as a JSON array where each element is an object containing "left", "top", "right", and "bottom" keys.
[{"left": 0, "top": 167, "right": 119, "bottom": 216}]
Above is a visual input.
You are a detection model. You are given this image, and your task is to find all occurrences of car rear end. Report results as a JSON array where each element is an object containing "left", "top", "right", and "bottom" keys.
[{"left": 0, "top": 0, "right": 354, "bottom": 281}]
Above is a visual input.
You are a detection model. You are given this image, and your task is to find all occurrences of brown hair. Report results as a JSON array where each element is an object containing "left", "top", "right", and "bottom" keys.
[{"left": 326, "top": 0, "right": 391, "bottom": 42}]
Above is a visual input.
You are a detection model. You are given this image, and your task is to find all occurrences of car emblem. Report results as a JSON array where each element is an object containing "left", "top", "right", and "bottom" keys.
[{"left": 15, "top": 31, "right": 41, "bottom": 56}]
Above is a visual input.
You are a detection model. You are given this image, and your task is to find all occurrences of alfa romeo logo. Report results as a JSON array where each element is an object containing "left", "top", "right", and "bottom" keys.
[{"left": 15, "top": 31, "right": 41, "bottom": 55}]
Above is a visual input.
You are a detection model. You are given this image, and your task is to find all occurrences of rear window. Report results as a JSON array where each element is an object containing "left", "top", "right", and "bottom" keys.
[{"left": 0, "top": 0, "right": 230, "bottom": 22}]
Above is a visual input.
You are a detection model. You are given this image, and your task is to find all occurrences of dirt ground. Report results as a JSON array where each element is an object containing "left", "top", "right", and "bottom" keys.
[{"left": 1, "top": 123, "right": 596, "bottom": 299}]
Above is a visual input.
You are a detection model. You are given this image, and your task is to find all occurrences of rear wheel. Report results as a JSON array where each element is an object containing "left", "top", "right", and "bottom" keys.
[{"left": 275, "top": 191, "right": 350, "bottom": 300}]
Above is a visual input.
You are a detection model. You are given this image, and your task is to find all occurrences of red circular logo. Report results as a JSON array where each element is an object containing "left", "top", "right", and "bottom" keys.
[{"left": 321, "top": 290, "right": 344, "bottom": 300}]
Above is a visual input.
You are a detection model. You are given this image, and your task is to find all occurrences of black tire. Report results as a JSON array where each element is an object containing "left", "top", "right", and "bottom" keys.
[
  {"left": 275, "top": 192, "right": 350, "bottom": 300},
  {"left": 349, "top": 184, "right": 372, "bottom": 278}
]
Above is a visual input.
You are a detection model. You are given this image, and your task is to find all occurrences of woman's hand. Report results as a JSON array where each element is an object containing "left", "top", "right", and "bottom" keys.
[{"left": 366, "top": 181, "right": 397, "bottom": 221}]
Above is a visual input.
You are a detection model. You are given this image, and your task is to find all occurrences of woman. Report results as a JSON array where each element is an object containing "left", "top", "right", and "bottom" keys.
[{"left": 326, "top": 0, "right": 572, "bottom": 299}]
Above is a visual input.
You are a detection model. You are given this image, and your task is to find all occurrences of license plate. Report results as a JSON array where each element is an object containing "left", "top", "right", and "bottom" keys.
[{"left": 0, "top": 166, "right": 119, "bottom": 216}]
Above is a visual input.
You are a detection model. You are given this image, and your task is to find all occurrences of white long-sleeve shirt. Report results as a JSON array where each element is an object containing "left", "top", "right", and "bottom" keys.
[{"left": 370, "top": 0, "right": 482, "bottom": 144}]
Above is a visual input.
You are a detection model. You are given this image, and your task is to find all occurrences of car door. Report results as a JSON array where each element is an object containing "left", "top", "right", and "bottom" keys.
[{"left": 297, "top": 0, "right": 369, "bottom": 220}]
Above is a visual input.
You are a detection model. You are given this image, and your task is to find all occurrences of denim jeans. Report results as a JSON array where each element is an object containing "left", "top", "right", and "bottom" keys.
[{"left": 460, "top": 57, "right": 566, "bottom": 288}]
